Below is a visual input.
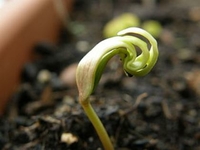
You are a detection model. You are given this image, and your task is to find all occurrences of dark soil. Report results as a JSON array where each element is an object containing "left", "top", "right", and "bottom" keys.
[{"left": 1, "top": 0, "right": 200, "bottom": 149}]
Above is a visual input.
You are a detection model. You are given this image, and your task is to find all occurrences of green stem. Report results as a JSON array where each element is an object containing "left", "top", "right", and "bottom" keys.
[{"left": 81, "top": 100, "right": 114, "bottom": 150}]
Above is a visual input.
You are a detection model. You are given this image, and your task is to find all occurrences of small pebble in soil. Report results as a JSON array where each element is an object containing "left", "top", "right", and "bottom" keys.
[
  {"left": 37, "top": 69, "right": 52, "bottom": 84},
  {"left": 133, "top": 139, "right": 149, "bottom": 146},
  {"left": 189, "top": 6, "right": 200, "bottom": 21},
  {"left": 59, "top": 63, "right": 78, "bottom": 87},
  {"left": 76, "top": 40, "right": 90, "bottom": 52},
  {"left": 60, "top": 133, "right": 78, "bottom": 145},
  {"left": 185, "top": 69, "right": 200, "bottom": 96}
]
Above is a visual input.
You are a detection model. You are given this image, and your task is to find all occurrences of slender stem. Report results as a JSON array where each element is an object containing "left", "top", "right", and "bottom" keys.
[{"left": 81, "top": 100, "right": 114, "bottom": 150}]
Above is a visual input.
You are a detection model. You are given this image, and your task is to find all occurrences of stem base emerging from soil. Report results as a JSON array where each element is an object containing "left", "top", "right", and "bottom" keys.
[{"left": 81, "top": 101, "right": 114, "bottom": 150}]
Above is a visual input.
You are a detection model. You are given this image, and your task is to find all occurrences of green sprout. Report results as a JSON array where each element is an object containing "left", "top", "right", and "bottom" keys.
[
  {"left": 103, "top": 13, "right": 140, "bottom": 38},
  {"left": 142, "top": 20, "right": 163, "bottom": 38},
  {"left": 76, "top": 27, "right": 158, "bottom": 150}
]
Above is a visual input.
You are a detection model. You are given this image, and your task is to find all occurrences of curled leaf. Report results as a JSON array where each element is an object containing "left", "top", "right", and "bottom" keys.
[{"left": 76, "top": 27, "right": 158, "bottom": 103}]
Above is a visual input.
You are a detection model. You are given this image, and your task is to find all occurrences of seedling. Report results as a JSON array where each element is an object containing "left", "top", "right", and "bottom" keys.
[{"left": 76, "top": 27, "right": 158, "bottom": 150}]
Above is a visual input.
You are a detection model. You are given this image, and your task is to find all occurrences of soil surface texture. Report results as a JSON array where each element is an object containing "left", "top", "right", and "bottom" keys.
[{"left": 1, "top": 0, "right": 200, "bottom": 150}]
